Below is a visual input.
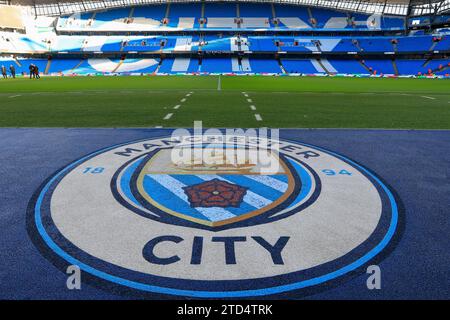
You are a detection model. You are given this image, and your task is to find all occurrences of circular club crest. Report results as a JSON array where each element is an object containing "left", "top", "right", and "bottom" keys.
[{"left": 29, "top": 136, "right": 399, "bottom": 298}]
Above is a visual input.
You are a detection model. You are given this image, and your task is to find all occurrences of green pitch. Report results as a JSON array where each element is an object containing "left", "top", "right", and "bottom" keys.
[{"left": 0, "top": 76, "right": 449, "bottom": 129}]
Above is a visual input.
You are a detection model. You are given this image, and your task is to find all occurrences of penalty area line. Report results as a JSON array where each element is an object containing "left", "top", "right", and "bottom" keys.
[{"left": 163, "top": 113, "right": 173, "bottom": 120}]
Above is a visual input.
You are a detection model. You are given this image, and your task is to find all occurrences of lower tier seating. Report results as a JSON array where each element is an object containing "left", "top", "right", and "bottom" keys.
[{"left": 1, "top": 57, "right": 448, "bottom": 76}]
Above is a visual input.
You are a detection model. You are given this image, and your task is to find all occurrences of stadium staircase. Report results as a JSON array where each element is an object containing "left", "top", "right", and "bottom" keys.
[
  {"left": 358, "top": 60, "right": 373, "bottom": 74},
  {"left": 44, "top": 59, "right": 51, "bottom": 75},
  {"left": 423, "top": 58, "right": 432, "bottom": 69},
  {"left": 392, "top": 59, "right": 399, "bottom": 75},
  {"left": 111, "top": 58, "right": 124, "bottom": 73},
  {"left": 278, "top": 58, "right": 287, "bottom": 74},
  {"left": 438, "top": 65, "right": 450, "bottom": 74},
  {"left": 198, "top": 57, "right": 203, "bottom": 72},
  {"left": 312, "top": 58, "right": 330, "bottom": 74},
  {"left": 155, "top": 58, "right": 163, "bottom": 73},
  {"left": 164, "top": 3, "right": 171, "bottom": 25},
  {"left": 128, "top": 7, "right": 134, "bottom": 21},
  {"left": 429, "top": 40, "right": 439, "bottom": 52},
  {"left": 90, "top": 12, "right": 97, "bottom": 24},
  {"left": 352, "top": 40, "right": 363, "bottom": 52},
  {"left": 14, "top": 58, "right": 21, "bottom": 68},
  {"left": 200, "top": 3, "right": 205, "bottom": 28},
  {"left": 307, "top": 8, "right": 316, "bottom": 27},
  {"left": 392, "top": 40, "right": 398, "bottom": 53},
  {"left": 70, "top": 60, "right": 85, "bottom": 73},
  {"left": 270, "top": 4, "right": 277, "bottom": 28}
]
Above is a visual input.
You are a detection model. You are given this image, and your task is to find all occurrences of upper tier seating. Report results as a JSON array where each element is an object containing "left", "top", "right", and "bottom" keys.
[
  {"left": 167, "top": 3, "right": 202, "bottom": 28},
  {"left": 239, "top": 3, "right": 273, "bottom": 28},
  {"left": 311, "top": 7, "right": 348, "bottom": 29},
  {"left": 204, "top": 3, "right": 237, "bottom": 17},
  {"left": 55, "top": 3, "right": 405, "bottom": 32},
  {"left": 239, "top": 3, "right": 273, "bottom": 18},
  {"left": 274, "top": 4, "right": 311, "bottom": 29},
  {"left": 91, "top": 8, "right": 131, "bottom": 29}
]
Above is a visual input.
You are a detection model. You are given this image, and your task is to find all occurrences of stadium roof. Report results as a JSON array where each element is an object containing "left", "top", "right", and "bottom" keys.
[{"left": 1, "top": 0, "right": 449, "bottom": 17}]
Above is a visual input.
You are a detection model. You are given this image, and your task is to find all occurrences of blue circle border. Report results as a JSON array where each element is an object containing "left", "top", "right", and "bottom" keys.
[{"left": 30, "top": 136, "right": 399, "bottom": 298}]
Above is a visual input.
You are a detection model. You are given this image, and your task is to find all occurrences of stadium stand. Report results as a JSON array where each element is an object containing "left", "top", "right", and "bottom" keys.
[
  {"left": 281, "top": 59, "right": 322, "bottom": 74},
  {"left": 0, "top": 1, "right": 449, "bottom": 77},
  {"left": 249, "top": 58, "right": 281, "bottom": 73}
]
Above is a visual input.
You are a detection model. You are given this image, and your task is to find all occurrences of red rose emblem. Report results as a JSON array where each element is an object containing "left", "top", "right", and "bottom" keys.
[{"left": 183, "top": 178, "right": 248, "bottom": 208}]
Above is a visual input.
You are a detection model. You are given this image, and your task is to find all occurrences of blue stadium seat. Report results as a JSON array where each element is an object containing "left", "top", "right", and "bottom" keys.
[
  {"left": 364, "top": 59, "right": 396, "bottom": 74},
  {"left": 168, "top": 3, "right": 202, "bottom": 28},
  {"left": 48, "top": 59, "right": 81, "bottom": 74},
  {"left": 201, "top": 58, "right": 232, "bottom": 73},
  {"left": 204, "top": 3, "right": 237, "bottom": 18},
  {"left": 92, "top": 8, "right": 131, "bottom": 28},
  {"left": 281, "top": 59, "right": 320, "bottom": 74},
  {"left": 396, "top": 36, "right": 433, "bottom": 52},
  {"left": 327, "top": 59, "right": 369, "bottom": 74},
  {"left": 201, "top": 36, "right": 232, "bottom": 51},
  {"left": 0, "top": 58, "right": 48, "bottom": 75},
  {"left": 133, "top": 5, "right": 167, "bottom": 20},
  {"left": 250, "top": 59, "right": 281, "bottom": 73},
  {"left": 239, "top": 3, "right": 273, "bottom": 18}
]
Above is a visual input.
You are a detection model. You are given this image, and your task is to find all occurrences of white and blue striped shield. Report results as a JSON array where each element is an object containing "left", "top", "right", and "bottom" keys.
[{"left": 134, "top": 148, "right": 295, "bottom": 227}]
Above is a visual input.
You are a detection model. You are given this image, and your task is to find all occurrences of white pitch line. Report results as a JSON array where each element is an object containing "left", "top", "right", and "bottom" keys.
[
  {"left": 155, "top": 126, "right": 163, "bottom": 128},
  {"left": 181, "top": 98, "right": 186, "bottom": 102},
  {"left": 163, "top": 113, "right": 173, "bottom": 120},
  {"left": 255, "top": 114, "right": 262, "bottom": 121},
  {"left": 247, "top": 98, "right": 252, "bottom": 103},
  {"left": 9, "top": 94, "right": 21, "bottom": 98},
  {"left": 421, "top": 96, "right": 435, "bottom": 100},
  {"left": 173, "top": 105, "right": 181, "bottom": 109},
  {"left": 250, "top": 105, "right": 256, "bottom": 110}
]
